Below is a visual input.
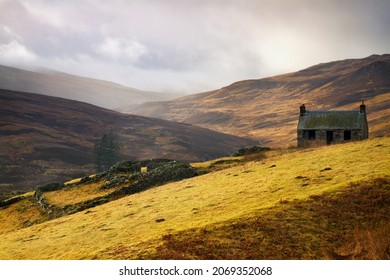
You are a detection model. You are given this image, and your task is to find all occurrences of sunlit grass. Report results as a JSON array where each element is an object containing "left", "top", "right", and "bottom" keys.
[
  {"left": 0, "top": 196, "right": 47, "bottom": 235},
  {"left": 191, "top": 156, "right": 243, "bottom": 173},
  {"left": 64, "top": 175, "right": 96, "bottom": 186},
  {"left": 42, "top": 181, "right": 116, "bottom": 207},
  {"left": 0, "top": 137, "right": 388, "bottom": 259}
]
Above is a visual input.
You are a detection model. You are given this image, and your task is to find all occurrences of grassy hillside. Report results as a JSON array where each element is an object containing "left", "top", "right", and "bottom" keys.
[{"left": 0, "top": 137, "right": 389, "bottom": 259}]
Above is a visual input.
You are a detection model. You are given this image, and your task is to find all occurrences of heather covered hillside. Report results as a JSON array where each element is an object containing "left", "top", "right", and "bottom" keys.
[
  {"left": 0, "top": 89, "right": 256, "bottom": 199},
  {"left": 126, "top": 55, "right": 390, "bottom": 147}
]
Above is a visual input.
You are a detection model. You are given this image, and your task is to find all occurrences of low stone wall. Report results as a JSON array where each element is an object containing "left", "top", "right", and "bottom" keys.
[
  {"left": 30, "top": 159, "right": 197, "bottom": 218},
  {"left": 0, "top": 195, "right": 25, "bottom": 208},
  {"left": 34, "top": 182, "right": 66, "bottom": 217}
]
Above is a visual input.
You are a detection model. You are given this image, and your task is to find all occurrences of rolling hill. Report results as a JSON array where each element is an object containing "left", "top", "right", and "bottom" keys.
[
  {"left": 0, "top": 65, "right": 181, "bottom": 109},
  {"left": 125, "top": 54, "right": 390, "bottom": 147},
  {"left": 0, "top": 89, "right": 256, "bottom": 199},
  {"left": 0, "top": 137, "right": 388, "bottom": 259}
]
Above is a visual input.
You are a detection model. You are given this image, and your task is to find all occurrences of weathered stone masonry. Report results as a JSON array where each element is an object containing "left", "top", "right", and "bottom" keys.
[{"left": 297, "top": 103, "right": 368, "bottom": 147}]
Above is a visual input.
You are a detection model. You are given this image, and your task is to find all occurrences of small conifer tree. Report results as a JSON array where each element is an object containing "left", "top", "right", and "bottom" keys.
[{"left": 94, "top": 132, "right": 120, "bottom": 172}]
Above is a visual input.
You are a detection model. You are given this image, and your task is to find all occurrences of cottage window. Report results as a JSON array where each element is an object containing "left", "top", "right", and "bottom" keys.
[
  {"left": 308, "top": 130, "right": 316, "bottom": 140},
  {"left": 344, "top": 130, "right": 351, "bottom": 140}
]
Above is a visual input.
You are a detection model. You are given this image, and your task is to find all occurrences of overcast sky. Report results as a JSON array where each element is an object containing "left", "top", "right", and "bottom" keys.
[{"left": 0, "top": 0, "right": 389, "bottom": 94}]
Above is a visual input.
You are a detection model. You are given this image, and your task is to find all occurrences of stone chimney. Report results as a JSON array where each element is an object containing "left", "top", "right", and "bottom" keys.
[
  {"left": 360, "top": 101, "right": 366, "bottom": 113},
  {"left": 300, "top": 104, "right": 306, "bottom": 116}
]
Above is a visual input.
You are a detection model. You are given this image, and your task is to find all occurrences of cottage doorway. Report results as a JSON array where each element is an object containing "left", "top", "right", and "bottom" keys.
[{"left": 326, "top": 131, "right": 334, "bottom": 144}]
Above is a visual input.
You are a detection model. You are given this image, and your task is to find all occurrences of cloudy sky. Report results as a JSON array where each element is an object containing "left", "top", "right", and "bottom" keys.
[{"left": 0, "top": 0, "right": 389, "bottom": 94}]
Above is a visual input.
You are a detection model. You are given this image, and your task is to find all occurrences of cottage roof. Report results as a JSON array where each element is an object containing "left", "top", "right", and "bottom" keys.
[{"left": 298, "top": 110, "right": 365, "bottom": 130}]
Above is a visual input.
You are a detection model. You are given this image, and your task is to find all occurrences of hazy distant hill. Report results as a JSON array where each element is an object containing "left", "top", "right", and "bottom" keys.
[
  {"left": 0, "top": 65, "right": 181, "bottom": 109},
  {"left": 0, "top": 89, "right": 256, "bottom": 199},
  {"left": 125, "top": 54, "right": 390, "bottom": 147}
]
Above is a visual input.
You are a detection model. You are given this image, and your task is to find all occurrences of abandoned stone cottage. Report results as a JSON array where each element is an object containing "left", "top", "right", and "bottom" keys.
[{"left": 297, "top": 103, "right": 368, "bottom": 147}]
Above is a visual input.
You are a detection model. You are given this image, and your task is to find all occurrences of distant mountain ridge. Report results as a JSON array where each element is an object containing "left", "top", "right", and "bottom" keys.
[
  {"left": 0, "top": 65, "right": 182, "bottom": 109},
  {"left": 124, "top": 54, "right": 390, "bottom": 147},
  {"left": 0, "top": 89, "right": 256, "bottom": 199}
]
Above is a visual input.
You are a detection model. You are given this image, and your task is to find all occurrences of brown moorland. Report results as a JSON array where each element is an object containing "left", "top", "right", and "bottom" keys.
[
  {"left": 0, "top": 89, "right": 256, "bottom": 199},
  {"left": 126, "top": 54, "right": 390, "bottom": 147}
]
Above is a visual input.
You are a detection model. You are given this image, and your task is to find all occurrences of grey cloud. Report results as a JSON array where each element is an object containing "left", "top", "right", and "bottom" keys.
[{"left": 0, "top": 0, "right": 389, "bottom": 94}]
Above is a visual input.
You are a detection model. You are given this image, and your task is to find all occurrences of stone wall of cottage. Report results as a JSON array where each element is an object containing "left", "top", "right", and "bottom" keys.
[{"left": 297, "top": 128, "right": 367, "bottom": 147}]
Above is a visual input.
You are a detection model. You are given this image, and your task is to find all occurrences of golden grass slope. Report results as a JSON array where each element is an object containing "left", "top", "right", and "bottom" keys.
[
  {"left": 0, "top": 195, "right": 48, "bottom": 235},
  {"left": 153, "top": 178, "right": 389, "bottom": 259},
  {"left": 0, "top": 137, "right": 389, "bottom": 259},
  {"left": 42, "top": 181, "right": 114, "bottom": 207}
]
